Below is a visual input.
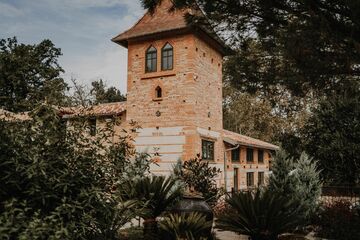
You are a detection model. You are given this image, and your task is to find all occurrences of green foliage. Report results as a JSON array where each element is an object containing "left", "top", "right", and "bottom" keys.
[
  {"left": 268, "top": 149, "right": 322, "bottom": 221},
  {"left": 159, "top": 212, "right": 212, "bottom": 240},
  {"left": 143, "top": 0, "right": 360, "bottom": 96},
  {"left": 216, "top": 189, "right": 304, "bottom": 240},
  {"left": 314, "top": 200, "right": 360, "bottom": 240},
  {"left": 0, "top": 104, "right": 152, "bottom": 239},
  {"left": 90, "top": 79, "right": 126, "bottom": 104},
  {"left": 174, "top": 156, "right": 222, "bottom": 206},
  {"left": 120, "top": 175, "right": 182, "bottom": 220},
  {"left": 302, "top": 84, "right": 360, "bottom": 186},
  {"left": 0, "top": 37, "right": 68, "bottom": 112}
]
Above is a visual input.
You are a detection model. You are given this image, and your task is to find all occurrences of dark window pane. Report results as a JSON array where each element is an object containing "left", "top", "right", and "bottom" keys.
[
  {"left": 202, "top": 140, "right": 214, "bottom": 160},
  {"left": 89, "top": 118, "right": 96, "bottom": 136},
  {"left": 161, "top": 43, "right": 173, "bottom": 70},
  {"left": 146, "top": 46, "right": 157, "bottom": 72},
  {"left": 258, "top": 150, "right": 264, "bottom": 163},
  {"left": 246, "top": 148, "right": 254, "bottom": 163},
  {"left": 258, "top": 172, "right": 264, "bottom": 186},
  {"left": 247, "top": 172, "right": 254, "bottom": 187},
  {"left": 232, "top": 148, "right": 240, "bottom": 162}
]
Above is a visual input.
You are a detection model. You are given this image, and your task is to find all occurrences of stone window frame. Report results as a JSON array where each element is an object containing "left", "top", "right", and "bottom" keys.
[
  {"left": 145, "top": 45, "right": 157, "bottom": 73},
  {"left": 161, "top": 42, "right": 173, "bottom": 71},
  {"left": 201, "top": 139, "right": 215, "bottom": 161}
]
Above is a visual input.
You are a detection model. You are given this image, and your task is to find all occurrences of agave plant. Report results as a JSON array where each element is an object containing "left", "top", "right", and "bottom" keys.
[
  {"left": 216, "top": 189, "right": 304, "bottom": 240},
  {"left": 119, "top": 175, "right": 182, "bottom": 238},
  {"left": 160, "top": 212, "right": 213, "bottom": 240}
]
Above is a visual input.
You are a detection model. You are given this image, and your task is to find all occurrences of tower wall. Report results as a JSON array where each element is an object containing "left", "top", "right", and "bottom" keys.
[{"left": 125, "top": 33, "right": 225, "bottom": 176}]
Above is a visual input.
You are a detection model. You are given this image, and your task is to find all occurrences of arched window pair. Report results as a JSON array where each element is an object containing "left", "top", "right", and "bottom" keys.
[{"left": 145, "top": 43, "right": 173, "bottom": 73}]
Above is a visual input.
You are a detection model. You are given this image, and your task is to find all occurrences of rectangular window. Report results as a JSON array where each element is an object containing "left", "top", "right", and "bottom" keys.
[
  {"left": 246, "top": 148, "right": 254, "bottom": 163},
  {"left": 246, "top": 172, "right": 254, "bottom": 187},
  {"left": 258, "top": 172, "right": 264, "bottom": 186},
  {"left": 234, "top": 168, "right": 239, "bottom": 192},
  {"left": 88, "top": 118, "right": 96, "bottom": 136},
  {"left": 258, "top": 150, "right": 264, "bottom": 163},
  {"left": 231, "top": 148, "right": 240, "bottom": 162},
  {"left": 202, "top": 140, "right": 214, "bottom": 160}
]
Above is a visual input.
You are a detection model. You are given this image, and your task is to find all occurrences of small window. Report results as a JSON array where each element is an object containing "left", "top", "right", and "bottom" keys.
[
  {"left": 146, "top": 46, "right": 157, "bottom": 73},
  {"left": 231, "top": 148, "right": 240, "bottom": 162},
  {"left": 246, "top": 172, "right": 254, "bottom": 187},
  {"left": 88, "top": 117, "right": 96, "bottom": 136},
  {"left": 258, "top": 150, "right": 264, "bottom": 163},
  {"left": 161, "top": 43, "right": 173, "bottom": 70},
  {"left": 258, "top": 172, "right": 265, "bottom": 186},
  {"left": 155, "top": 86, "right": 162, "bottom": 98},
  {"left": 202, "top": 139, "right": 214, "bottom": 160},
  {"left": 246, "top": 148, "right": 254, "bottom": 163}
]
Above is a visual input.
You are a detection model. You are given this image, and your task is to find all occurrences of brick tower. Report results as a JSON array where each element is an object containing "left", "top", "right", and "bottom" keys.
[
  {"left": 112, "top": 0, "right": 228, "bottom": 175},
  {"left": 112, "top": 0, "right": 278, "bottom": 189}
]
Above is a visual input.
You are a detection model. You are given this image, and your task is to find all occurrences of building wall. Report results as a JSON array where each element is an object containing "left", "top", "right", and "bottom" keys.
[
  {"left": 125, "top": 33, "right": 225, "bottom": 176},
  {"left": 227, "top": 146, "right": 272, "bottom": 191}
]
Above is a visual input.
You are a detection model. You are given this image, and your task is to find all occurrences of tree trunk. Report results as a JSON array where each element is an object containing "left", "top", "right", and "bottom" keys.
[{"left": 143, "top": 218, "right": 158, "bottom": 239}]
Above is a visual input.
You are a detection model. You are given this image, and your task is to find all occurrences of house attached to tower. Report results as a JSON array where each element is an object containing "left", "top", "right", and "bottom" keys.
[{"left": 61, "top": 0, "right": 279, "bottom": 192}]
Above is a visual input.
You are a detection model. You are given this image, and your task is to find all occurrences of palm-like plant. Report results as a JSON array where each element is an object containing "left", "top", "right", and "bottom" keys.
[
  {"left": 160, "top": 212, "right": 212, "bottom": 240},
  {"left": 119, "top": 175, "right": 182, "bottom": 238},
  {"left": 216, "top": 189, "right": 304, "bottom": 240}
]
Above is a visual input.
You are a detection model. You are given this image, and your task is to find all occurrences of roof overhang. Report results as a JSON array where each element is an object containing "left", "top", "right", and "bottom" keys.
[{"left": 112, "top": 26, "right": 233, "bottom": 56}]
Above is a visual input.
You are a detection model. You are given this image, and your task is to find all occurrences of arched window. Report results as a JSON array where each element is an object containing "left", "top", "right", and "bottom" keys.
[
  {"left": 161, "top": 43, "right": 173, "bottom": 70},
  {"left": 155, "top": 86, "right": 162, "bottom": 98},
  {"left": 146, "top": 45, "right": 157, "bottom": 73}
]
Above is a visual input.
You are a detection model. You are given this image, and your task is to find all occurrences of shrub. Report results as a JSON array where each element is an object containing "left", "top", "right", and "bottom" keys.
[
  {"left": 173, "top": 156, "right": 223, "bottom": 206},
  {"left": 216, "top": 189, "right": 304, "bottom": 240},
  {"left": 159, "top": 212, "right": 212, "bottom": 240},
  {"left": 314, "top": 200, "right": 360, "bottom": 240},
  {"left": 119, "top": 175, "right": 182, "bottom": 238},
  {"left": 0, "top": 104, "right": 151, "bottom": 239},
  {"left": 268, "top": 149, "right": 322, "bottom": 221}
]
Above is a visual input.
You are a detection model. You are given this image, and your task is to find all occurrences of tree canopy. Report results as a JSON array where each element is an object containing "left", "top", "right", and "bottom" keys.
[
  {"left": 0, "top": 37, "right": 68, "bottom": 112},
  {"left": 90, "top": 79, "right": 126, "bottom": 104}
]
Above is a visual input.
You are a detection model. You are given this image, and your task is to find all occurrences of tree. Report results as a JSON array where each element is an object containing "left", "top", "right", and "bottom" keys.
[
  {"left": 90, "top": 79, "right": 126, "bottom": 104},
  {"left": 268, "top": 149, "right": 322, "bottom": 221},
  {"left": 143, "top": 0, "right": 360, "bottom": 97},
  {"left": 0, "top": 104, "right": 152, "bottom": 239},
  {"left": 174, "top": 156, "right": 222, "bottom": 206},
  {"left": 0, "top": 37, "right": 68, "bottom": 112},
  {"left": 302, "top": 83, "right": 360, "bottom": 186}
]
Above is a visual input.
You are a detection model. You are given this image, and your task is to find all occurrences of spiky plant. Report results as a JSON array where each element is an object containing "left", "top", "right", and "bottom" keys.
[
  {"left": 160, "top": 212, "right": 212, "bottom": 240},
  {"left": 216, "top": 189, "right": 304, "bottom": 240},
  {"left": 119, "top": 175, "right": 182, "bottom": 238}
]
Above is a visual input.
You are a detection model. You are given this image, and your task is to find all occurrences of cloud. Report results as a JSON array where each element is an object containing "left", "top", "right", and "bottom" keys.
[{"left": 0, "top": 0, "right": 146, "bottom": 93}]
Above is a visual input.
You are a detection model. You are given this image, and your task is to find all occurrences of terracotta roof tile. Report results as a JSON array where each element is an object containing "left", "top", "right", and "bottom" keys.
[
  {"left": 112, "top": 0, "right": 189, "bottom": 45},
  {"left": 222, "top": 129, "right": 279, "bottom": 151},
  {"left": 62, "top": 102, "right": 127, "bottom": 118},
  {"left": 112, "top": 0, "right": 229, "bottom": 54}
]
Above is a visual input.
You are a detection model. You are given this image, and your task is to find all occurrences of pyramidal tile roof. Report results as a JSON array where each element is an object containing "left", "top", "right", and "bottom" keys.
[{"left": 112, "top": 0, "right": 229, "bottom": 54}]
